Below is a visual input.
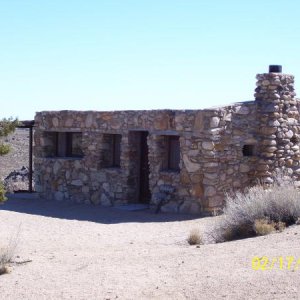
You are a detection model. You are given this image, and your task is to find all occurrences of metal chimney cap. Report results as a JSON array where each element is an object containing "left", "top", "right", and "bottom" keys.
[{"left": 269, "top": 65, "right": 282, "bottom": 73}]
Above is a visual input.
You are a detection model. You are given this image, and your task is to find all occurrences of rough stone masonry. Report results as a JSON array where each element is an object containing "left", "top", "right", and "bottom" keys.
[{"left": 33, "top": 66, "right": 300, "bottom": 214}]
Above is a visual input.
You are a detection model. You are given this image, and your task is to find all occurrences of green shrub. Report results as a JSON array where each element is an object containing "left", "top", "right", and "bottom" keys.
[
  {"left": 0, "top": 118, "right": 18, "bottom": 137},
  {"left": 208, "top": 173, "right": 300, "bottom": 243},
  {"left": 0, "top": 143, "right": 11, "bottom": 155},
  {"left": 0, "top": 182, "right": 7, "bottom": 203},
  {"left": 0, "top": 117, "right": 18, "bottom": 157}
]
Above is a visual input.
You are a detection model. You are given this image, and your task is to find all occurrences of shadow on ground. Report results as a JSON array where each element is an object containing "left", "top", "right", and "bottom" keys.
[{"left": 0, "top": 194, "right": 201, "bottom": 224}]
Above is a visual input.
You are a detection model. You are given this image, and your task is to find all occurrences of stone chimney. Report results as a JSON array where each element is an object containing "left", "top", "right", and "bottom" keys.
[{"left": 254, "top": 65, "right": 300, "bottom": 183}]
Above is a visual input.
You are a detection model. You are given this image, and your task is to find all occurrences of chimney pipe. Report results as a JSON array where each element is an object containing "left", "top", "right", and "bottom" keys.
[{"left": 269, "top": 65, "right": 282, "bottom": 73}]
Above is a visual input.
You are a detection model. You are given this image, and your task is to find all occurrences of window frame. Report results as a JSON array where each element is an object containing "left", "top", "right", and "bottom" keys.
[
  {"left": 242, "top": 144, "right": 255, "bottom": 157},
  {"left": 54, "top": 132, "right": 83, "bottom": 158},
  {"left": 111, "top": 134, "right": 121, "bottom": 167},
  {"left": 102, "top": 133, "right": 122, "bottom": 168},
  {"left": 162, "top": 135, "right": 180, "bottom": 172}
]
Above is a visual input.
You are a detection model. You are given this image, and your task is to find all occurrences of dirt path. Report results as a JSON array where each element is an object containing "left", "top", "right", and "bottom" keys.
[{"left": 0, "top": 197, "right": 299, "bottom": 299}]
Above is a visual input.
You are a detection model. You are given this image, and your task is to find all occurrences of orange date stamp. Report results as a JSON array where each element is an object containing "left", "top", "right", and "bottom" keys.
[{"left": 252, "top": 256, "right": 300, "bottom": 271}]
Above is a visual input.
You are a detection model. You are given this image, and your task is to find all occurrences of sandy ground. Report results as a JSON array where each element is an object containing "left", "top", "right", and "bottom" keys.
[
  {"left": 1, "top": 128, "right": 300, "bottom": 299},
  {"left": 0, "top": 196, "right": 299, "bottom": 300}
]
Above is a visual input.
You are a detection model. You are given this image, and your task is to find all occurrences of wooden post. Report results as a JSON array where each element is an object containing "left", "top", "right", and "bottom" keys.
[{"left": 29, "top": 126, "right": 33, "bottom": 193}]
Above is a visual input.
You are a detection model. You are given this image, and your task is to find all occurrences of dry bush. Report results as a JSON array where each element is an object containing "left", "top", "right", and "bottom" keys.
[
  {"left": 0, "top": 264, "right": 10, "bottom": 275},
  {"left": 253, "top": 219, "right": 276, "bottom": 236},
  {"left": 275, "top": 221, "right": 286, "bottom": 232},
  {"left": 208, "top": 172, "right": 300, "bottom": 243},
  {"left": 0, "top": 227, "right": 20, "bottom": 275},
  {"left": 187, "top": 228, "right": 203, "bottom": 245},
  {"left": 208, "top": 217, "right": 254, "bottom": 243}
]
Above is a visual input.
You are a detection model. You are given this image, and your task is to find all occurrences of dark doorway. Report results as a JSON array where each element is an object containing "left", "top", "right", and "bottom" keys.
[{"left": 139, "top": 131, "right": 151, "bottom": 203}]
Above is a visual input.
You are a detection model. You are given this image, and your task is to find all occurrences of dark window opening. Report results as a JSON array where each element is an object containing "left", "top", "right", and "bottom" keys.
[
  {"left": 43, "top": 131, "right": 83, "bottom": 158},
  {"left": 56, "top": 132, "right": 83, "bottom": 158},
  {"left": 242, "top": 144, "right": 254, "bottom": 157},
  {"left": 103, "top": 134, "right": 121, "bottom": 167},
  {"left": 164, "top": 135, "right": 180, "bottom": 171}
]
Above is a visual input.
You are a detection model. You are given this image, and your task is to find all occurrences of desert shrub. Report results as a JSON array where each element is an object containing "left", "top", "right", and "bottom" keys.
[
  {"left": 208, "top": 173, "right": 300, "bottom": 243},
  {"left": 187, "top": 228, "right": 203, "bottom": 245},
  {"left": 0, "top": 228, "right": 20, "bottom": 275},
  {"left": 275, "top": 221, "right": 286, "bottom": 232},
  {"left": 0, "top": 117, "right": 18, "bottom": 157},
  {"left": 253, "top": 218, "right": 276, "bottom": 236},
  {"left": 0, "top": 143, "right": 11, "bottom": 155},
  {"left": 0, "top": 118, "right": 19, "bottom": 138},
  {"left": 0, "top": 264, "right": 10, "bottom": 275},
  {"left": 0, "top": 182, "right": 7, "bottom": 203}
]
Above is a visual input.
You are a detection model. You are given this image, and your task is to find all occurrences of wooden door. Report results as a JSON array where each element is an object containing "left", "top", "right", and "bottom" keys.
[{"left": 139, "top": 131, "right": 151, "bottom": 203}]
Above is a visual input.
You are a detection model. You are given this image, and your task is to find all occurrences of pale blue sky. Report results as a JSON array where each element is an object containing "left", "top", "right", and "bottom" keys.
[{"left": 1, "top": 0, "right": 300, "bottom": 120}]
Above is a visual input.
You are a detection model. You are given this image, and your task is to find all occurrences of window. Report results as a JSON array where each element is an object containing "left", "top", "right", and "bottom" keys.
[
  {"left": 102, "top": 134, "right": 121, "bottom": 167},
  {"left": 242, "top": 144, "right": 254, "bottom": 157},
  {"left": 164, "top": 135, "right": 180, "bottom": 171},
  {"left": 47, "top": 132, "right": 83, "bottom": 158}
]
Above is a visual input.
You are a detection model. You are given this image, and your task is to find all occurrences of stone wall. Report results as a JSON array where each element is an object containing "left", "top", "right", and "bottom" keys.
[
  {"left": 34, "top": 69, "right": 300, "bottom": 214},
  {"left": 255, "top": 72, "right": 300, "bottom": 183},
  {"left": 34, "top": 102, "right": 259, "bottom": 214}
]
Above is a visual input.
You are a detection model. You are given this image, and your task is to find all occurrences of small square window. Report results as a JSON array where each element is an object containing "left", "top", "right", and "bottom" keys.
[
  {"left": 67, "top": 132, "right": 83, "bottom": 157},
  {"left": 242, "top": 144, "right": 255, "bottom": 157},
  {"left": 43, "top": 131, "right": 83, "bottom": 158},
  {"left": 57, "top": 132, "right": 83, "bottom": 158}
]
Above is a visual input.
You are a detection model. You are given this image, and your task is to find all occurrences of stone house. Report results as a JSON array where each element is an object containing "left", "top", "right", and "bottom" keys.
[{"left": 34, "top": 66, "right": 300, "bottom": 214}]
